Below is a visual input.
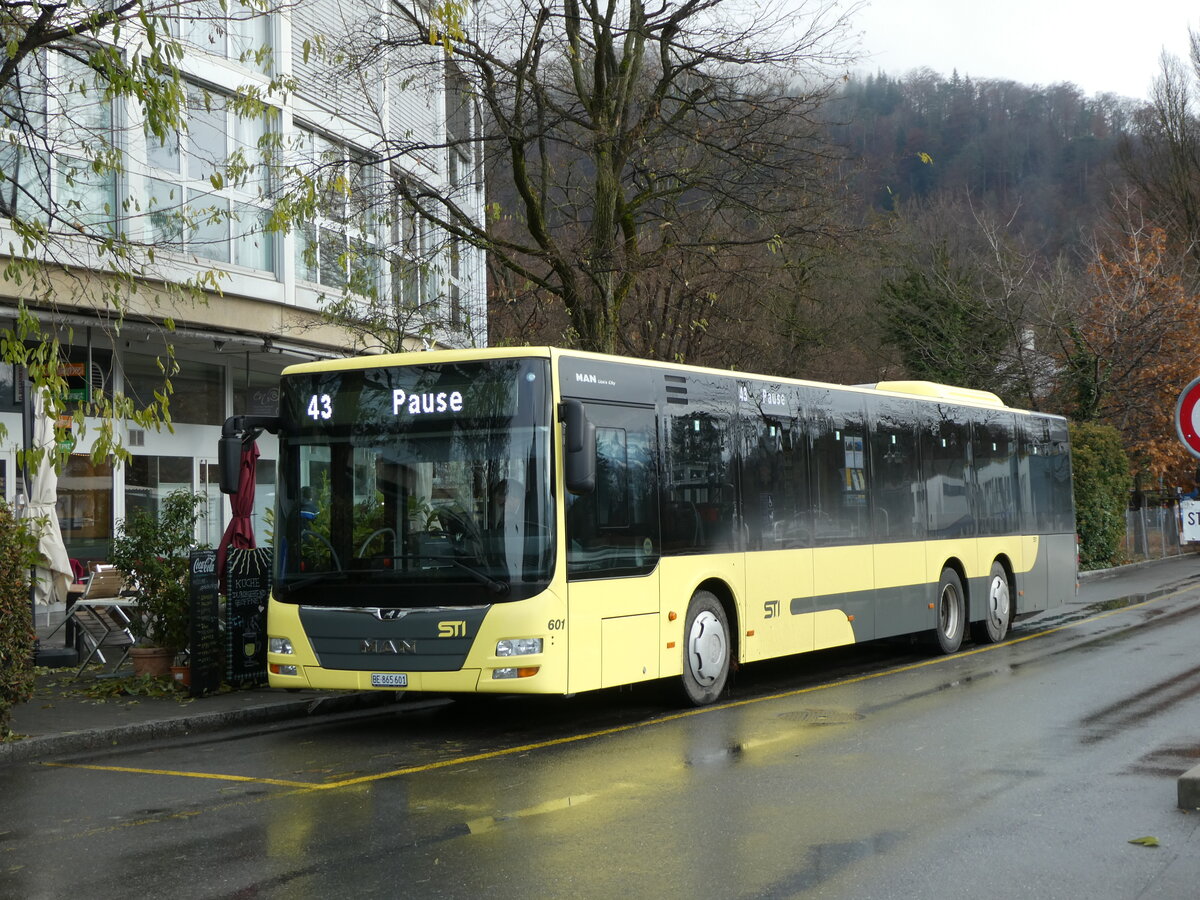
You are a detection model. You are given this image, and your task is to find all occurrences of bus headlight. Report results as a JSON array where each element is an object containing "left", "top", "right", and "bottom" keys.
[
  {"left": 496, "top": 638, "right": 542, "bottom": 657},
  {"left": 269, "top": 637, "right": 294, "bottom": 655}
]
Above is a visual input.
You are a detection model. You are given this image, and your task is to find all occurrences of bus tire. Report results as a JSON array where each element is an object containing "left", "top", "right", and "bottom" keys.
[
  {"left": 680, "top": 590, "right": 730, "bottom": 706},
  {"left": 934, "top": 567, "right": 965, "bottom": 654},
  {"left": 971, "top": 561, "right": 1011, "bottom": 644}
]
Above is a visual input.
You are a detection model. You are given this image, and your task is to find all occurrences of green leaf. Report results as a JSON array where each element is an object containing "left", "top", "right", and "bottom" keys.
[{"left": 1128, "top": 836, "right": 1160, "bottom": 847}]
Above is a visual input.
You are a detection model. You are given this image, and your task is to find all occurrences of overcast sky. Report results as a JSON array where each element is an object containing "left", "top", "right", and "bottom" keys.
[{"left": 851, "top": 0, "right": 1196, "bottom": 101}]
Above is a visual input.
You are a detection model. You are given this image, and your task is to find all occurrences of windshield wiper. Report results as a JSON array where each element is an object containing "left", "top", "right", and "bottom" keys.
[
  {"left": 279, "top": 571, "right": 350, "bottom": 592},
  {"left": 391, "top": 553, "right": 510, "bottom": 596}
]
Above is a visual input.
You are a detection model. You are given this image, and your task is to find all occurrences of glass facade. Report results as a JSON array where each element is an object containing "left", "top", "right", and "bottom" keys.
[
  {"left": 58, "top": 455, "right": 114, "bottom": 564},
  {"left": 15, "top": 351, "right": 279, "bottom": 567},
  {"left": 125, "top": 455, "right": 193, "bottom": 518},
  {"left": 123, "top": 354, "right": 225, "bottom": 425}
]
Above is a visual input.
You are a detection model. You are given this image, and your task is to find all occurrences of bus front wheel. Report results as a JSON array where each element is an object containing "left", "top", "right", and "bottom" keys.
[
  {"left": 680, "top": 590, "right": 730, "bottom": 706},
  {"left": 934, "top": 568, "right": 966, "bottom": 654}
]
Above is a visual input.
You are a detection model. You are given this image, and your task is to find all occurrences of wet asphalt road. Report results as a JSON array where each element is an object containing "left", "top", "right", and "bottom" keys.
[{"left": 5, "top": 559, "right": 1200, "bottom": 899}]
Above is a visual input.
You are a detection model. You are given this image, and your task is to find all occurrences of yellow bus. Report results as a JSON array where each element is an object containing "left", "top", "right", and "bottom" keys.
[{"left": 218, "top": 347, "right": 1076, "bottom": 706}]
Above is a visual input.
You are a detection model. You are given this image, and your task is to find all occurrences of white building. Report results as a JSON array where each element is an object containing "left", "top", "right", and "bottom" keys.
[{"left": 0, "top": 0, "right": 485, "bottom": 566}]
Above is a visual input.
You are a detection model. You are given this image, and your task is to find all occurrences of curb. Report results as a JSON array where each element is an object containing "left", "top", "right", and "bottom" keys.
[
  {"left": 0, "top": 690, "right": 397, "bottom": 767},
  {"left": 1180, "top": 764, "right": 1200, "bottom": 810},
  {"left": 1080, "top": 553, "right": 1199, "bottom": 582}
]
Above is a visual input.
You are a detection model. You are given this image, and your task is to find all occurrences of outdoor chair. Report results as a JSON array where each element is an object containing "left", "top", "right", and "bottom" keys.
[{"left": 63, "top": 564, "right": 139, "bottom": 678}]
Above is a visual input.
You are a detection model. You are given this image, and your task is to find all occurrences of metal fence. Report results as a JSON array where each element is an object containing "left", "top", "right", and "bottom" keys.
[{"left": 1125, "top": 507, "right": 1194, "bottom": 560}]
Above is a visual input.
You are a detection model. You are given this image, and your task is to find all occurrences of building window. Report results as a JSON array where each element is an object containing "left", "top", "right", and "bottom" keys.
[
  {"left": 58, "top": 454, "right": 114, "bottom": 563},
  {"left": 176, "top": 1, "right": 275, "bottom": 73},
  {"left": 123, "top": 354, "right": 225, "bottom": 426},
  {"left": 234, "top": 368, "right": 281, "bottom": 416},
  {"left": 390, "top": 195, "right": 439, "bottom": 311},
  {"left": 449, "top": 234, "right": 462, "bottom": 326},
  {"left": 126, "top": 455, "right": 193, "bottom": 519},
  {"left": 294, "top": 127, "right": 380, "bottom": 292},
  {"left": 445, "top": 58, "right": 474, "bottom": 192},
  {"left": 146, "top": 85, "right": 276, "bottom": 271},
  {"left": 0, "top": 50, "right": 118, "bottom": 232}
]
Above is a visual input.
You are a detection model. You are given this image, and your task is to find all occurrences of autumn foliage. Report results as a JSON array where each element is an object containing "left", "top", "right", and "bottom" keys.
[{"left": 1059, "top": 226, "right": 1200, "bottom": 486}]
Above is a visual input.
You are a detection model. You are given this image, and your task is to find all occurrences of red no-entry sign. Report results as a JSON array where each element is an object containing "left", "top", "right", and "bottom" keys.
[{"left": 1176, "top": 377, "right": 1200, "bottom": 458}]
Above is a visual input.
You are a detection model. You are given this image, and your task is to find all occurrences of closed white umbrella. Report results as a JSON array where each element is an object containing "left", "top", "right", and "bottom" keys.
[{"left": 27, "top": 392, "right": 72, "bottom": 608}]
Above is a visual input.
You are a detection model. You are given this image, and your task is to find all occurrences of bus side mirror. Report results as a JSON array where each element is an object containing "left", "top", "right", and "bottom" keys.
[
  {"left": 218, "top": 414, "right": 279, "bottom": 495},
  {"left": 218, "top": 434, "right": 243, "bottom": 495},
  {"left": 561, "top": 399, "right": 596, "bottom": 494}
]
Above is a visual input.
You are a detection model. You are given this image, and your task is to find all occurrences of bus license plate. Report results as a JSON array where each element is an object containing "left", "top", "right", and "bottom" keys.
[{"left": 371, "top": 673, "right": 408, "bottom": 687}]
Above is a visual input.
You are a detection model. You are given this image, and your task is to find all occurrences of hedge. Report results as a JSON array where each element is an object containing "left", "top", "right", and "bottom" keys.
[
  {"left": 0, "top": 502, "right": 39, "bottom": 740},
  {"left": 1070, "top": 421, "right": 1132, "bottom": 570}
]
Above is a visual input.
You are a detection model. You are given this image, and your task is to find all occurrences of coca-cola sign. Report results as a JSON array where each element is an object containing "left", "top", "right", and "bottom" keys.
[{"left": 192, "top": 554, "right": 217, "bottom": 575}]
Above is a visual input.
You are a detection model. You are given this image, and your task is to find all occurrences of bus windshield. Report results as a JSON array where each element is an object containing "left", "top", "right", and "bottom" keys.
[{"left": 274, "top": 357, "right": 554, "bottom": 606}]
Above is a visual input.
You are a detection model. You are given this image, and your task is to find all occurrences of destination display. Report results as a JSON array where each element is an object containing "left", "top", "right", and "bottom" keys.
[{"left": 282, "top": 359, "right": 542, "bottom": 433}]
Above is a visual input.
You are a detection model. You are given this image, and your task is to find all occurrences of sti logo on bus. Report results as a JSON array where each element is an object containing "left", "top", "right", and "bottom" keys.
[
  {"left": 438, "top": 620, "right": 467, "bottom": 637},
  {"left": 393, "top": 388, "right": 463, "bottom": 416}
]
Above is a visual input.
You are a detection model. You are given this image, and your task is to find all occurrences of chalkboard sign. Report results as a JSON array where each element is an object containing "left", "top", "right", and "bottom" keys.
[
  {"left": 188, "top": 549, "right": 221, "bottom": 697},
  {"left": 226, "top": 546, "right": 270, "bottom": 686}
]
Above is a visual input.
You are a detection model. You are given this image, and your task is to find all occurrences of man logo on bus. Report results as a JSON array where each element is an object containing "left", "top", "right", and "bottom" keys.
[
  {"left": 361, "top": 639, "right": 416, "bottom": 654},
  {"left": 393, "top": 388, "right": 463, "bottom": 416}
]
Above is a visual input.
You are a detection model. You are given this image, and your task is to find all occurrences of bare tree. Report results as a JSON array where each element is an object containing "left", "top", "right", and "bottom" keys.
[
  {"left": 878, "top": 196, "right": 1081, "bottom": 408},
  {"left": 1054, "top": 207, "right": 1200, "bottom": 481},
  {"left": 1117, "top": 42, "right": 1200, "bottom": 281},
  {"left": 324, "top": 0, "right": 860, "bottom": 357}
]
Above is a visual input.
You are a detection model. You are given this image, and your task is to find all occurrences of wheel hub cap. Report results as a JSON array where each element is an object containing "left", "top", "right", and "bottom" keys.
[
  {"left": 688, "top": 610, "right": 727, "bottom": 686},
  {"left": 988, "top": 575, "right": 1009, "bottom": 625}
]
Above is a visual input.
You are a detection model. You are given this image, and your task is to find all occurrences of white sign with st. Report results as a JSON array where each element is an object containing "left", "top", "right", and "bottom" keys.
[{"left": 1181, "top": 500, "right": 1200, "bottom": 543}]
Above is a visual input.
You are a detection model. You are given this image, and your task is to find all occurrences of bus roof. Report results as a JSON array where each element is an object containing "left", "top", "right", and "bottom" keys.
[
  {"left": 868, "top": 381, "right": 1006, "bottom": 408},
  {"left": 281, "top": 346, "right": 1024, "bottom": 413}
]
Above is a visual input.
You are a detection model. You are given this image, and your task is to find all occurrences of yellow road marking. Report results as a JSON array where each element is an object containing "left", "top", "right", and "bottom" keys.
[
  {"left": 40, "top": 762, "right": 316, "bottom": 788},
  {"left": 41, "top": 587, "right": 1182, "bottom": 791}
]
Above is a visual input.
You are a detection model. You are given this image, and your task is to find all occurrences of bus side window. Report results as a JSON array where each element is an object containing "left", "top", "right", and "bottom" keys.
[
  {"left": 924, "top": 410, "right": 974, "bottom": 538},
  {"left": 664, "top": 408, "right": 735, "bottom": 553},
  {"left": 868, "top": 397, "right": 923, "bottom": 542},
  {"left": 972, "top": 413, "right": 1018, "bottom": 537},
  {"left": 565, "top": 405, "right": 659, "bottom": 577},
  {"left": 809, "top": 393, "right": 869, "bottom": 544}
]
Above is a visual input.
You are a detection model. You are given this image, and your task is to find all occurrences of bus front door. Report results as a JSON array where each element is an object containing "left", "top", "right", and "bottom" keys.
[{"left": 564, "top": 402, "right": 662, "bottom": 693}]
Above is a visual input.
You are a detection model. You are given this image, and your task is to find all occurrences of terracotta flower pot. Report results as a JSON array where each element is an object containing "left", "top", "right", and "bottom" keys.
[{"left": 130, "top": 647, "right": 174, "bottom": 678}]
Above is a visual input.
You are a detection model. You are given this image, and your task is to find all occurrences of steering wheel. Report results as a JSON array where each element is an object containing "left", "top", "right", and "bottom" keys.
[
  {"left": 356, "top": 527, "right": 397, "bottom": 558},
  {"left": 300, "top": 529, "right": 342, "bottom": 571}
]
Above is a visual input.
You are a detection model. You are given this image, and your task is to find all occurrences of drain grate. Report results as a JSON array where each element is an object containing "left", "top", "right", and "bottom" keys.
[{"left": 776, "top": 708, "right": 863, "bottom": 725}]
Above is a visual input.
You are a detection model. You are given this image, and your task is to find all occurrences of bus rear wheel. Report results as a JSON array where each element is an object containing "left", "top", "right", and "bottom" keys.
[
  {"left": 971, "top": 561, "right": 1012, "bottom": 644},
  {"left": 934, "top": 567, "right": 965, "bottom": 654},
  {"left": 680, "top": 590, "right": 730, "bottom": 706}
]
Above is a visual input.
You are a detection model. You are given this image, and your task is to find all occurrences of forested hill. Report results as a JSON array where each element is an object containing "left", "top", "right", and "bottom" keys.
[{"left": 830, "top": 71, "right": 1142, "bottom": 249}]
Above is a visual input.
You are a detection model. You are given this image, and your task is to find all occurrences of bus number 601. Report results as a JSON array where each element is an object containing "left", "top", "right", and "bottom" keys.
[{"left": 547, "top": 618, "right": 565, "bottom": 631}]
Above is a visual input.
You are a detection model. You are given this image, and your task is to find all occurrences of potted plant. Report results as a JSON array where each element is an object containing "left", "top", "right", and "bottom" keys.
[{"left": 109, "top": 490, "right": 205, "bottom": 676}]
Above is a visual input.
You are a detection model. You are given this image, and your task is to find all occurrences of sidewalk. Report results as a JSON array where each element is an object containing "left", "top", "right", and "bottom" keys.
[
  {"left": 6, "top": 554, "right": 1200, "bottom": 776},
  {"left": 1, "top": 606, "right": 399, "bottom": 766}
]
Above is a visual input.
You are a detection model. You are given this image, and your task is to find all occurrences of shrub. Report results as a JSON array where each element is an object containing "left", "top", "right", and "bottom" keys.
[
  {"left": 0, "top": 502, "right": 41, "bottom": 740},
  {"left": 1071, "top": 422, "right": 1132, "bottom": 570},
  {"left": 109, "top": 490, "right": 205, "bottom": 655}
]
